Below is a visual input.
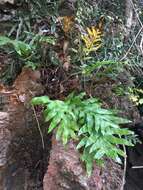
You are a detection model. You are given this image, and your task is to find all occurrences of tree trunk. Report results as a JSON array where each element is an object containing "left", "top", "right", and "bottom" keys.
[{"left": 125, "top": 0, "right": 134, "bottom": 39}]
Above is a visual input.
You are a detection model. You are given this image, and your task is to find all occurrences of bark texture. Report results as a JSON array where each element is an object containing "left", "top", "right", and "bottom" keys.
[{"left": 125, "top": 0, "right": 134, "bottom": 39}]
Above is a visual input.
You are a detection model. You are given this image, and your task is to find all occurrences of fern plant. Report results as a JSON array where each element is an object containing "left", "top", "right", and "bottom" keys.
[
  {"left": 31, "top": 92, "right": 134, "bottom": 176},
  {"left": 81, "top": 60, "right": 120, "bottom": 76},
  {"left": 0, "top": 36, "right": 32, "bottom": 58}
]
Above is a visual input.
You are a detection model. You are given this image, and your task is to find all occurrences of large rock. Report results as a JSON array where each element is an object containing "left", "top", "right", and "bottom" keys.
[
  {"left": 43, "top": 135, "right": 123, "bottom": 190},
  {"left": 43, "top": 136, "right": 102, "bottom": 190},
  {"left": 0, "top": 67, "right": 45, "bottom": 189},
  {"left": 0, "top": 112, "right": 10, "bottom": 190}
]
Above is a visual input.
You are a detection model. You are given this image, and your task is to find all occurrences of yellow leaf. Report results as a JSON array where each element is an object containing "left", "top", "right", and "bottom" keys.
[
  {"left": 87, "top": 27, "right": 93, "bottom": 36},
  {"left": 81, "top": 17, "right": 105, "bottom": 54}
]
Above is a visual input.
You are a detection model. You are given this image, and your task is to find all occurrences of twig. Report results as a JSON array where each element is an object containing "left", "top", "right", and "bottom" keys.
[
  {"left": 120, "top": 0, "right": 143, "bottom": 61},
  {"left": 16, "top": 17, "right": 23, "bottom": 40},
  {"left": 130, "top": 0, "right": 143, "bottom": 56},
  {"left": 8, "top": 24, "right": 17, "bottom": 37},
  {"left": 120, "top": 145, "right": 127, "bottom": 190},
  {"left": 129, "top": 0, "right": 143, "bottom": 27},
  {"left": 140, "top": 34, "right": 143, "bottom": 54},
  {"left": 132, "top": 166, "right": 143, "bottom": 169},
  {"left": 32, "top": 105, "right": 45, "bottom": 149},
  {"left": 120, "top": 25, "right": 143, "bottom": 61}
]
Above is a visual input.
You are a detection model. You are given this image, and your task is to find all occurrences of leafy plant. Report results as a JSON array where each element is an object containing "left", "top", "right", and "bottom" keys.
[
  {"left": 31, "top": 92, "right": 134, "bottom": 176},
  {"left": 0, "top": 36, "right": 32, "bottom": 58},
  {"left": 0, "top": 34, "right": 56, "bottom": 69},
  {"left": 26, "top": 0, "right": 59, "bottom": 18},
  {"left": 81, "top": 25, "right": 103, "bottom": 54},
  {"left": 81, "top": 60, "right": 119, "bottom": 76}
]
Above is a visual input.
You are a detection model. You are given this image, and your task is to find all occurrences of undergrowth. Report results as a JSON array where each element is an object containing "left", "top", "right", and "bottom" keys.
[{"left": 0, "top": 0, "right": 141, "bottom": 176}]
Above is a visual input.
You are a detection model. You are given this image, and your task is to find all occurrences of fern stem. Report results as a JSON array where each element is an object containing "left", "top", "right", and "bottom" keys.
[{"left": 32, "top": 105, "right": 45, "bottom": 149}]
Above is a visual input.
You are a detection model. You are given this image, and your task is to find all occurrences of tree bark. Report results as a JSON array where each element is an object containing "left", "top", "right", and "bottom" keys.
[{"left": 125, "top": 0, "right": 134, "bottom": 39}]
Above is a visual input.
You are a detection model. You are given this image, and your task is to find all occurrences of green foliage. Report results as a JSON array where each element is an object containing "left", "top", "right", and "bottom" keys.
[
  {"left": 128, "top": 87, "right": 143, "bottom": 106},
  {"left": 76, "top": 0, "right": 101, "bottom": 27},
  {"left": 0, "top": 34, "right": 56, "bottom": 69},
  {"left": 71, "top": 3, "right": 126, "bottom": 79},
  {"left": 31, "top": 92, "right": 134, "bottom": 176},
  {"left": 25, "top": 0, "right": 59, "bottom": 18},
  {"left": 81, "top": 60, "right": 120, "bottom": 76},
  {"left": 0, "top": 36, "right": 32, "bottom": 58},
  {"left": 112, "top": 85, "right": 126, "bottom": 96},
  {"left": 76, "top": 0, "right": 142, "bottom": 72},
  {"left": 0, "top": 0, "right": 140, "bottom": 177}
]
